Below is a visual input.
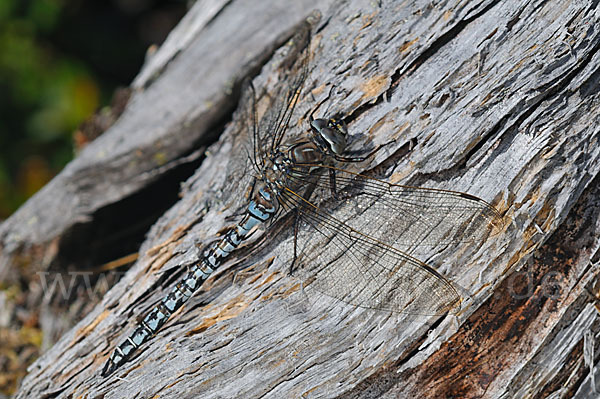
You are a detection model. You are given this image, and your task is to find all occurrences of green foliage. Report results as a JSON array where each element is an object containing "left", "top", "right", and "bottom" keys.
[{"left": 0, "top": 0, "right": 100, "bottom": 219}]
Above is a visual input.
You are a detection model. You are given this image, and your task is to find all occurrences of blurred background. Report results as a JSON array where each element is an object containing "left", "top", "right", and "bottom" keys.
[
  {"left": 0, "top": 1, "right": 187, "bottom": 394},
  {"left": 0, "top": 0, "right": 187, "bottom": 221}
]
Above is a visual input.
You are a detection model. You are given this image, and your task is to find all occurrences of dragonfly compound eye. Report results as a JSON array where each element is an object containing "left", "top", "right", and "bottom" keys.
[
  {"left": 310, "top": 118, "right": 347, "bottom": 155},
  {"left": 328, "top": 118, "right": 348, "bottom": 136}
]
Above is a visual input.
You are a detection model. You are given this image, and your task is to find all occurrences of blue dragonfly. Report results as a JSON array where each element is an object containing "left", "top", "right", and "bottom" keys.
[{"left": 101, "top": 22, "right": 503, "bottom": 377}]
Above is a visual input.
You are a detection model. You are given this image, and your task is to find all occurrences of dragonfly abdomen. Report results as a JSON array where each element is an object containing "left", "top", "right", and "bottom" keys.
[{"left": 101, "top": 186, "right": 278, "bottom": 376}]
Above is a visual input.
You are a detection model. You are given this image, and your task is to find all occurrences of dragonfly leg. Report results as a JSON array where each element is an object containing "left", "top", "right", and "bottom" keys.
[
  {"left": 289, "top": 209, "right": 301, "bottom": 275},
  {"left": 333, "top": 139, "right": 396, "bottom": 163},
  {"left": 328, "top": 168, "right": 340, "bottom": 200}
]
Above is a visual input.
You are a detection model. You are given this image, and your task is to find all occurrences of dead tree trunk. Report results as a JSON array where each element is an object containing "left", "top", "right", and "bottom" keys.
[{"left": 3, "top": 0, "right": 600, "bottom": 398}]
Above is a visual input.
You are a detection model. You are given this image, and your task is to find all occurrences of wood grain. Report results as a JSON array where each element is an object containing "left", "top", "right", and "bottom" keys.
[{"left": 4, "top": 0, "right": 600, "bottom": 398}]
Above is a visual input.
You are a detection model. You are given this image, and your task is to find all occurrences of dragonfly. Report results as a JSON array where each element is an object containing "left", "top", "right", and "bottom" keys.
[{"left": 101, "top": 22, "right": 503, "bottom": 377}]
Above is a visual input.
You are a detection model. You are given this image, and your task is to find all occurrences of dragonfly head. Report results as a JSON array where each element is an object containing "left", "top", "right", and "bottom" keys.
[{"left": 309, "top": 117, "right": 347, "bottom": 156}]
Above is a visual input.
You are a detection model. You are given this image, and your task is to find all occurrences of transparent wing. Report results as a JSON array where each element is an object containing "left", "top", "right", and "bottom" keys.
[
  {"left": 219, "top": 79, "right": 260, "bottom": 206},
  {"left": 279, "top": 188, "right": 460, "bottom": 315},
  {"left": 259, "top": 41, "right": 310, "bottom": 153},
  {"left": 285, "top": 165, "right": 504, "bottom": 253},
  {"left": 271, "top": 56, "right": 309, "bottom": 151},
  {"left": 222, "top": 26, "right": 312, "bottom": 201}
]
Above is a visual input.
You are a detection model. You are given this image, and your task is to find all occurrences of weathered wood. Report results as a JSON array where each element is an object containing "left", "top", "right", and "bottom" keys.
[
  {"left": 6, "top": 0, "right": 600, "bottom": 398},
  {"left": 0, "top": 0, "right": 322, "bottom": 278}
]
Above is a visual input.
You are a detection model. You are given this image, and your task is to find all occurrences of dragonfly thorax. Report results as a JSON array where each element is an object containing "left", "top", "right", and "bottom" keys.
[
  {"left": 258, "top": 153, "right": 290, "bottom": 193},
  {"left": 286, "top": 141, "right": 326, "bottom": 165}
]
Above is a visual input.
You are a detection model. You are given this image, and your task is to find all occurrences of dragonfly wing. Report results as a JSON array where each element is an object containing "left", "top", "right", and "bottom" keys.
[
  {"left": 287, "top": 166, "right": 504, "bottom": 253},
  {"left": 279, "top": 189, "right": 460, "bottom": 315}
]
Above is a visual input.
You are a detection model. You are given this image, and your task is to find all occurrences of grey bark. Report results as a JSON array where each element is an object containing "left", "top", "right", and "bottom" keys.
[{"left": 4, "top": 0, "right": 600, "bottom": 398}]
